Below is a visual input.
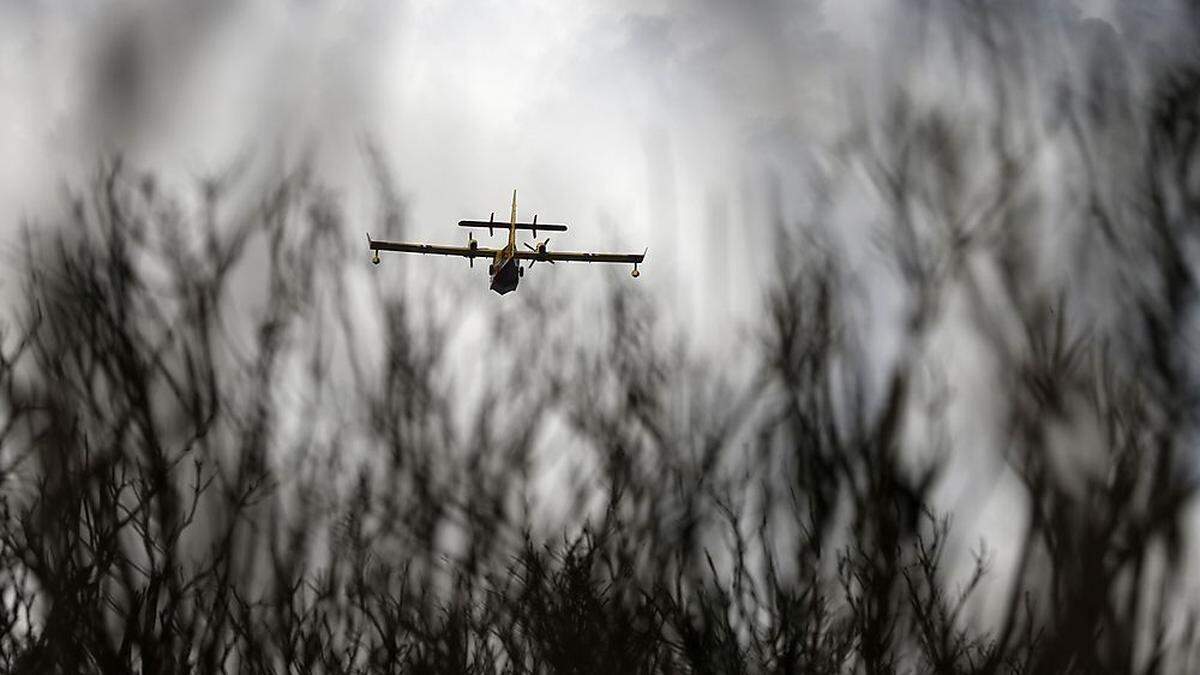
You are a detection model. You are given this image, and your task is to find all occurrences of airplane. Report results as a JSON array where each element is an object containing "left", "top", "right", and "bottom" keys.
[{"left": 366, "top": 190, "right": 646, "bottom": 295}]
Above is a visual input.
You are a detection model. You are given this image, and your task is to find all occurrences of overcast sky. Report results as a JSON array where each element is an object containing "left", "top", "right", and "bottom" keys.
[
  {"left": 0, "top": 0, "right": 884, "bottom": 334},
  {"left": 2, "top": 0, "right": 1178, "bottom": 331}
]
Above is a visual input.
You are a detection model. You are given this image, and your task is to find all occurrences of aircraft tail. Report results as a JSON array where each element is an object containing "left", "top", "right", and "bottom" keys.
[{"left": 508, "top": 189, "right": 518, "bottom": 248}]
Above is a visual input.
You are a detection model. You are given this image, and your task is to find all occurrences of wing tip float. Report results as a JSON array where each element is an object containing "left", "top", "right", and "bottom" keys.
[{"left": 367, "top": 232, "right": 380, "bottom": 265}]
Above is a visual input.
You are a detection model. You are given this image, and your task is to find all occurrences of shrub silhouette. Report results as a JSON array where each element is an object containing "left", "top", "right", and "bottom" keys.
[{"left": 3, "top": 5, "right": 1200, "bottom": 674}]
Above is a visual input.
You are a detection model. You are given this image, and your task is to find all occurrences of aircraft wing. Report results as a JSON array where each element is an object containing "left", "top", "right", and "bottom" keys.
[
  {"left": 368, "top": 235, "right": 500, "bottom": 259},
  {"left": 512, "top": 249, "right": 646, "bottom": 264}
]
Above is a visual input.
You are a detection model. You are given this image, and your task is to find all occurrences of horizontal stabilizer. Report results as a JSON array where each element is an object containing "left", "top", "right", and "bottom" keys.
[{"left": 459, "top": 220, "right": 568, "bottom": 232}]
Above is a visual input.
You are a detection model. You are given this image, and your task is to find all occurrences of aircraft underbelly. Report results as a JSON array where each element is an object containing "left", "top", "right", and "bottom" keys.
[{"left": 490, "top": 259, "right": 520, "bottom": 295}]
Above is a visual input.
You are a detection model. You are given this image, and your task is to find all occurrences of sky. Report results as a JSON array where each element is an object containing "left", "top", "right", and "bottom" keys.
[
  {"left": 0, "top": 0, "right": 1171, "bottom": 335},
  {"left": 0, "top": 0, "right": 864, "bottom": 333}
]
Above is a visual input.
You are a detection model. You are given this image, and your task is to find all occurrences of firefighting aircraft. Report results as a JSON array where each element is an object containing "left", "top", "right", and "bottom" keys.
[{"left": 367, "top": 190, "right": 646, "bottom": 295}]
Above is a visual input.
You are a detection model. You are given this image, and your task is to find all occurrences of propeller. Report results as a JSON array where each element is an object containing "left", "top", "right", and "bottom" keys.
[{"left": 523, "top": 238, "right": 554, "bottom": 266}]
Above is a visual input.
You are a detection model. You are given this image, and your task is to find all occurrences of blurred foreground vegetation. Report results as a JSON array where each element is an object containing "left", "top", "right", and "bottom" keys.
[{"left": 4, "top": 4, "right": 1200, "bottom": 674}]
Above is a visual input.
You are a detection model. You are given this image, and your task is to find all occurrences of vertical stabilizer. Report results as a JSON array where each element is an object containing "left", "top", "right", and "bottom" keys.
[{"left": 508, "top": 189, "right": 518, "bottom": 249}]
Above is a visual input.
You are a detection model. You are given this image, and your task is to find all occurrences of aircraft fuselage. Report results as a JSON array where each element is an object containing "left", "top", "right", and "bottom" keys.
[
  {"left": 490, "top": 256, "right": 520, "bottom": 295},
  {"left": 488, "top": 189, "right": 523, "bottom": 295}
]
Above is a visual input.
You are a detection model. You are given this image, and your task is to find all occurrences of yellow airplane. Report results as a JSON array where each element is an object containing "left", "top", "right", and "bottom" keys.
[{"left": 367, "top": 190, "right": 646, "bottom": 295}]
